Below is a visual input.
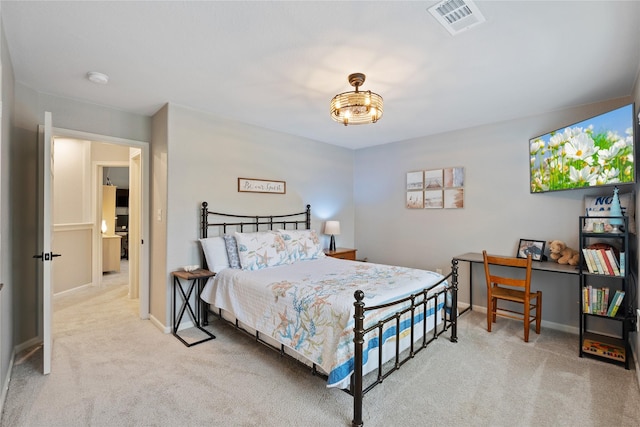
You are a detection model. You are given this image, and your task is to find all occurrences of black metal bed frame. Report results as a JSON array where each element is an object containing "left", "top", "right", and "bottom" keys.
[{"left": 200, "top": 202, "right": 458, "bottom": 427}]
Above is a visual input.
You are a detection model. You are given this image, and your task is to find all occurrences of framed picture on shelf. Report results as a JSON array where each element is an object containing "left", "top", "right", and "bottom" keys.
[{"left": 517, "top": 239, "right": 546, "bottom": 261}]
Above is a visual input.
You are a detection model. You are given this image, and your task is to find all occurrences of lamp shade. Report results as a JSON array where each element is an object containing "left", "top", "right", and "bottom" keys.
[{"left": 324, "top": 221, "right": 341, "bottom": 236}]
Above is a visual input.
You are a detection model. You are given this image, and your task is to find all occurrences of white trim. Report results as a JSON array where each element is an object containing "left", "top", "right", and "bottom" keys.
[
  {"left": 53, "top": 222, "right": 93, "bottom": 231},
  {"left": 471, "top": 304, "right": 579, "bottom": 335},
  {"left": 149, "top": 314, "right": 170, "bottom": 334},
  {"left": 13, "top": 337, "right": 40, "bottom": 355},
  {"left": 53, "top": 282, "right": 93, "bottom": 297},
  {"left": 0, "top": 349, "right": 14, "bottom": 419}
]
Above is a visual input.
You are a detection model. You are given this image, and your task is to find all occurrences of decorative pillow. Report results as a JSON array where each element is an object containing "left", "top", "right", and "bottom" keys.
[
  {"left": 278, "top": 229, "right": 325, "bottom": 261},
  {"left": 584, "top": 192, "right": 635, "bottom": 231},
  {"left": 234, "top": 231, "right": 290, "bottom": 270},
  {"left": 199, "top": 236, "right": 230, "bottom": 273},
  {"left": 223, "top": 234, "right": 241, "bottom": 269}
]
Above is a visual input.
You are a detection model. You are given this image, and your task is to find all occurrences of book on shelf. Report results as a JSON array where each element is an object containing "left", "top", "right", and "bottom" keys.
[
  {"left": 598, "top": 249, "right": 614, "bottom": 275},
  {"left": 582, "top": 248, "right": 596, "bottom": 273},
  {"left": 593, "top": 249, "right": 611, "bottom": 275},
  {"left": 607, "top": 290, "right": 625, "bottom": 317},
  {"left": 589, "top": 249, "right": 603, "bottom": 274},
  {"left": 583, "top": 286, "right": 617, "bottom": 315},
  {"left": 604, "top": 249, "right": 621, "bottom": 276},
  {"left": 582, "top": 338, "right": 625, "bottom": 361},
  {"left": 583, "top": 248, "right": 622, "bottom": 276},
  {"left": 619, "top": 252, "right": 626, "bottom": 276}
]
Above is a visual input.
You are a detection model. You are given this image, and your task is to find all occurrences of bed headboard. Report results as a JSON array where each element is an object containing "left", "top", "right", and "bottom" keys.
[{"left": 201, "top": 202, "right": 311, "bottom": 238}]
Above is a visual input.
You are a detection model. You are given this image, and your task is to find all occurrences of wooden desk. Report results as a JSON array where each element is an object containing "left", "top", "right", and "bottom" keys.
[
  {"left": 102, "top": 235, "right": 122, "bottom": 272},
  {"left": 453, "top": 252, "right": 579, "bottom": 314}
]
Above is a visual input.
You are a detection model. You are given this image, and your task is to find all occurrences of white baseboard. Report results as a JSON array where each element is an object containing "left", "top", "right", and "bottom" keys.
[
  {"left": 149, "top": 314, "right": 169, "bottom": 333},
  {"left": 53, "top": 282, "right": 93, "bottom": 297},
  {"left": 148, "top": 314, "right": 196, "bottom": 334},
  {"left": 468, "top": 304, "right": 579, "bottom": 335},
  {"left": 0, "top": 349, "right": 15, "bottom": 419},
  {"left": 14, "top": 336, "right": 41, "bottom": 355}
]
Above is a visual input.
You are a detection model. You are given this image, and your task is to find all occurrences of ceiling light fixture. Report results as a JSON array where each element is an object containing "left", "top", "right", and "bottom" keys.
[
  {"left": 330, "top": 73, "right": 383, "bottom": 126},
  {"left": 86, "top": 71, "right": 109, "bottom": 85}
]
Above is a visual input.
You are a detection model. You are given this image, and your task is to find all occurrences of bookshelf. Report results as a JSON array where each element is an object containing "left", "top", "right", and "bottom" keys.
[{"left": 578, "top": 215, "right": 634, "bottom": 369}]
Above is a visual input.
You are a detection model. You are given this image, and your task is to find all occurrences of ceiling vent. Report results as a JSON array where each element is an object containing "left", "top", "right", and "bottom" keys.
[{"left": 428, "top": 0, "right": 486, "bottom": 35}]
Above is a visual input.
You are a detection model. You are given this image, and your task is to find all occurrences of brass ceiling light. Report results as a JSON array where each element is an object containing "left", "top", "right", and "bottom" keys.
[{"left": 330, "top": 73, "right": 383, "bottom": 126}]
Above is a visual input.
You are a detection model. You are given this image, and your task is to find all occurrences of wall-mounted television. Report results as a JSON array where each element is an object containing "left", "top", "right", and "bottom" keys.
[{"left": 529, "top": 103, "right": 635, "bottom": 193}]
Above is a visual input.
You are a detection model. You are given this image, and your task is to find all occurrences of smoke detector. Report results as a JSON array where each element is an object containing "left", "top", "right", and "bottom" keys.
[
  {"left": 428, "top": 0, "right": 486, "bottom": 35},
  {"left": 87, "top": 71, "right": 109, "bottom": 85}
]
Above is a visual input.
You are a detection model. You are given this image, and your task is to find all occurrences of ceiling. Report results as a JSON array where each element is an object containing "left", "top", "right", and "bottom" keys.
[{"left": 2, "top": 1, "right": 640, "bottom": 150}]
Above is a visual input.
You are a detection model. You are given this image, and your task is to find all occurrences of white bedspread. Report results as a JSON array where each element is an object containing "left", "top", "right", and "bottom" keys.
[{"left": 200, "top": 257, "right": 446, "bottom": 388}]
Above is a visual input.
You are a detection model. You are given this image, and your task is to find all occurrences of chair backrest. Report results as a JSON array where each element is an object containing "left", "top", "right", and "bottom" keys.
[{"left": 482, "top": 250, "right": 532, "bottom": 292}]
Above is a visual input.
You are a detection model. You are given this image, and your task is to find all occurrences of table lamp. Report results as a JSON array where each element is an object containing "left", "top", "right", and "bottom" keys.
[
  {"left": 609, "top": 187, "right": 624, "bottom": 233},
  {"left": 324, "top": 221, "right": 340, "bottom": 251}
]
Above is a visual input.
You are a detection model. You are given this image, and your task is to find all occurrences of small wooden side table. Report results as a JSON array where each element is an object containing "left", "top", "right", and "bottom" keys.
[
  {"left": 324, "top": 247, "right": 357, "bottom": 261},
  {"left": 171, "top": 268, "right": 216, "bottom": 347}
]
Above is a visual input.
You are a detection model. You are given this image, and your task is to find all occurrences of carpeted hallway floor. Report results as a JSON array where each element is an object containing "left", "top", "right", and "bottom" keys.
[{"left": 2, "top": 265, "right": 640, "bottom": 426}]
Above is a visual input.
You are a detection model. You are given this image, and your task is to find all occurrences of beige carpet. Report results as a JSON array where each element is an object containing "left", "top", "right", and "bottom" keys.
[{"left": 2, "top": 267, "right": 640, "bottom": 426}]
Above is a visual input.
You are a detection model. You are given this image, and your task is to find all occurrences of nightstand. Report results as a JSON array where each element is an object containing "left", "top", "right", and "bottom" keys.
[
  {"left": 171, "top": 269, "right": 216, "bottom": 347},
  {"left": 324, "top": 247, "right": 357, "bottom": 261}
]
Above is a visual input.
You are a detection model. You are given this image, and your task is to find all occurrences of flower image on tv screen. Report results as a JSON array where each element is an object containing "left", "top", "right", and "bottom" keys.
[{"left": 529, "top": 103, "right": 635, "bottom": 193}]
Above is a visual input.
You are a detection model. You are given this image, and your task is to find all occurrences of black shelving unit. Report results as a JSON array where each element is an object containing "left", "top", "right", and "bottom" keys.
[{"left": 578, "top": 215, "right": 635, "bottom": 369}]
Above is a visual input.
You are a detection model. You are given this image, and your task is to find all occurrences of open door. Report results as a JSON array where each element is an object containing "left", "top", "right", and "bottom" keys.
[
  {"left": 35, "top": 112, "right": 60, "bottom": 374},
  {"left": 129, "top": 152, "right": 141, "bottom": 303}
]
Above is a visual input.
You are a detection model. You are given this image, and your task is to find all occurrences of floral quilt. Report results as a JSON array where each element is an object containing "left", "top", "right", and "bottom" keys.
[{"left": 200, "top": 257, "right": 447, "bottom": 388}]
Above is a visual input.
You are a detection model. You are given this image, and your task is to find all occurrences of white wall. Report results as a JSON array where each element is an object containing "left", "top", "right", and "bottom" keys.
[
  {"left": 354, "top": 97, "right": 635, "bottom": 330},
  {"left": 0, "top": 10, "right": 14, "bottom": 410},
  {"left": 52, "top": 140, "right": 93, "bottom": 294},
  {"left": 150, "top": 103, "right": 355, "bottom": 327}
]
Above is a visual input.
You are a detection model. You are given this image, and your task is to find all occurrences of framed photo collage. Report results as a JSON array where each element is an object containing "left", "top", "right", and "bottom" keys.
[{"left": 406, "top": 167, "right": 464, "bottom": 209}]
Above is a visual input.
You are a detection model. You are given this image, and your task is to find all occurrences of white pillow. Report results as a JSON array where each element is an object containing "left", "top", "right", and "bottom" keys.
[
  {"left": 234, "top": 231, "right": 290, "bottom": 270},
  {"left": 278, "top": 229, "right": 325, "bottom": 261},
  {"left": 199, "top": 236, "right": 230, "bottom": 273},
  {"left": 585, "top": 192, "right": 635, "bottom": 232}
]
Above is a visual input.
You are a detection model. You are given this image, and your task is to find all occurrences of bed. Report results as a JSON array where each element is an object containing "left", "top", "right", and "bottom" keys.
[{"left": 198, "top": 202, "right": 459, "bottom": 427}]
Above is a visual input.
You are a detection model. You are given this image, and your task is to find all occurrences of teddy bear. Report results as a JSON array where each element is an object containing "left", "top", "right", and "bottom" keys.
[{"left": 548, "top": 240, "right": 580, "bottom": 265}]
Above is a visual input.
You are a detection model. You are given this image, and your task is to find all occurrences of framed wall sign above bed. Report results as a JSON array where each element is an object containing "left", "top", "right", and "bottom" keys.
[{"left": 238, "top": 177, "right": 286, "bottom": 194}]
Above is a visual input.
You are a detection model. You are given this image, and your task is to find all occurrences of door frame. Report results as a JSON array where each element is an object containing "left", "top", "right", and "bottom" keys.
[
  {"left": 52, "top": 127, "right": 150, "bottom": 319},
  {"left": 93, "top": 162, "right": 128, "bottom": 287}
]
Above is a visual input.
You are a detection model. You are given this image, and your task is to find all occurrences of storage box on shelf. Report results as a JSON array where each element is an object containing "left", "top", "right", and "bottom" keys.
[{"left": 578, "top": 215, "right": 635, "bottom": 369}]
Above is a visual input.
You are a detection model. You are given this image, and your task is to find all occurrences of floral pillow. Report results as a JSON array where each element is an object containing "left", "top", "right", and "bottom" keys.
[
  {"left": 222, "top": 234, "right": 241, "bottom": 269},
  {"left": 278, "top": 229, "right": 325, "bottom": 261},
  {"left": 234, "top": 231, "right": 290, "bottom": 271}
]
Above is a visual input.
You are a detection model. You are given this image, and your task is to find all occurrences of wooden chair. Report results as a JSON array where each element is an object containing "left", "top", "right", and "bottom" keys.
[{"left": 482, "top": 250, "right": 542, "bottom": 342}]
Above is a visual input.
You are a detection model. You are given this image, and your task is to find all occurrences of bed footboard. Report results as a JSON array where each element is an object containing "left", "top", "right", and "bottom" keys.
[{"left": 351, "top": 259, "right": 459, "bottom": 427}]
